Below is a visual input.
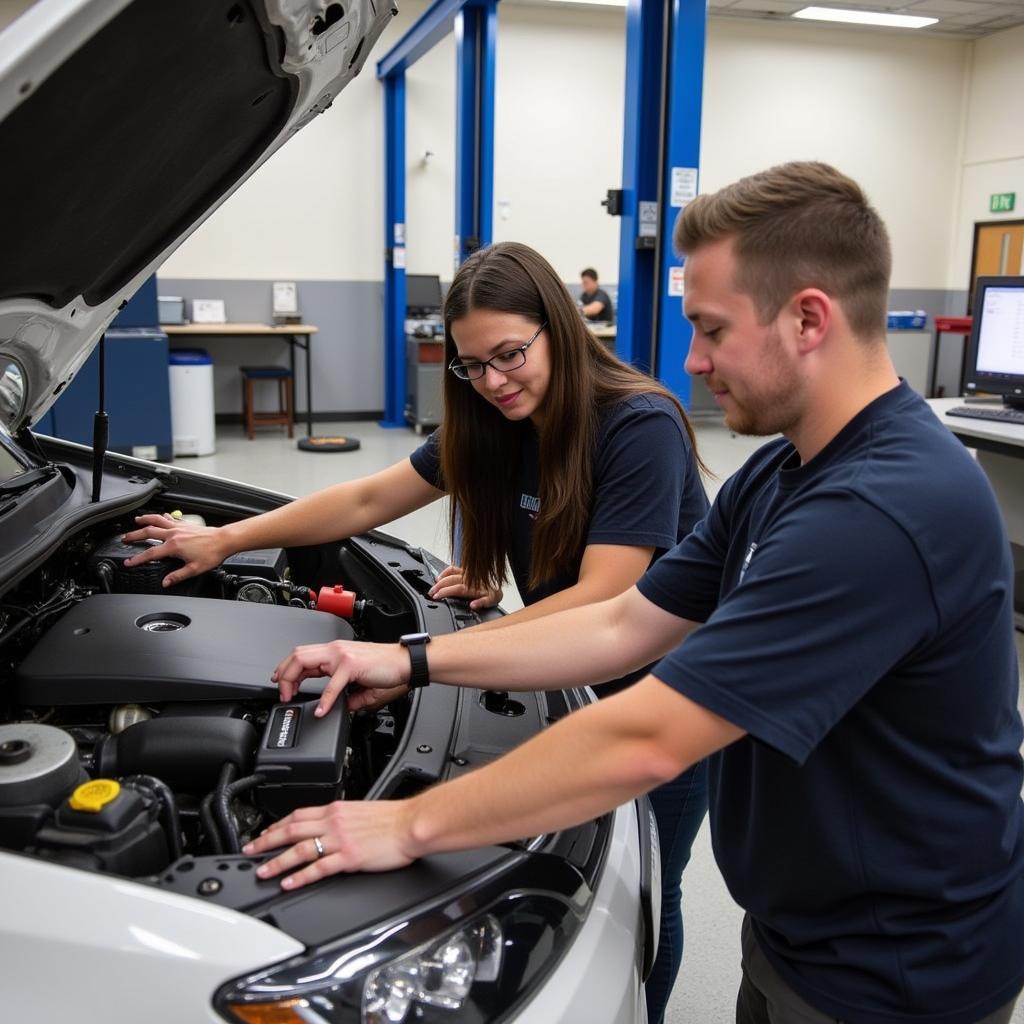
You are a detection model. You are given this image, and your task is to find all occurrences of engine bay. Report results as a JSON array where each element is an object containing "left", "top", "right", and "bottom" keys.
[{"left": 0, "top": 511, "right": 433, "bottom": 882}]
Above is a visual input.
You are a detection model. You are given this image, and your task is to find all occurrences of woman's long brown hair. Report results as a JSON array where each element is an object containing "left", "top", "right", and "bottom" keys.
[{"left": 440, "top": 241, "right": 705, "bottom": 593}]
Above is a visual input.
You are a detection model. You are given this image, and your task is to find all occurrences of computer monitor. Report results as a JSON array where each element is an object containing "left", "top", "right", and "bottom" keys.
[
  {"left": 963, "top": 276, "right": 1024, "bottom": 410},
  {"left": 405, "top": 274, "right": 443, "bottom": 316}
]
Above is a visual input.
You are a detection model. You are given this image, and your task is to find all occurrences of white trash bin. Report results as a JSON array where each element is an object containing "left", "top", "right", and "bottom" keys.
[{"left": 169, "top": 349, "right": 216, "bottom": 456}]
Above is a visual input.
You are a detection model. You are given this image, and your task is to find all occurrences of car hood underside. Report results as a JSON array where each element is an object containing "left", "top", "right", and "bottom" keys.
[{"left": 0, "top": 0, "right": 392, "bottom": 430}]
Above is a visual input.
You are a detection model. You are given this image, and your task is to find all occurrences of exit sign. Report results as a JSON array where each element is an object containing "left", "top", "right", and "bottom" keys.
[{"left": 990, "top": 192, "right": 1016, "bottom": 213}]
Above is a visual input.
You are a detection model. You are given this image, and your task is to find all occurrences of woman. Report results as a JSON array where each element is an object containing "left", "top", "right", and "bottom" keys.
[{"left": 124, "top": 241, "right": 709, "bottom": 1023}]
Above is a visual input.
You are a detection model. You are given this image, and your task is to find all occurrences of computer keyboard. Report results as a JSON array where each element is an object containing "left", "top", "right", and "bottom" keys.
[{"left": 946, "top": 405, "right": 1024, "bottom": 425}]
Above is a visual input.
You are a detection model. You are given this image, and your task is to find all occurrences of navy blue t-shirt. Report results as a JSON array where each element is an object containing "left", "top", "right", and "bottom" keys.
[
  {"left": 410, "top": 391, "right": 708, "bottom": 610},
  {"left": 638, "top": 383, "right": 1024, "bottom": 1023},
  {"left": 582, "top": 287, "right": 615, "bottom": 324}
]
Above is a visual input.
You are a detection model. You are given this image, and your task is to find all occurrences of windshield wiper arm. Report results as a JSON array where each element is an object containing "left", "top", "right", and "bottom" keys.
[{"left": 0, "top": 465, "right": 59, "bottom": 496}]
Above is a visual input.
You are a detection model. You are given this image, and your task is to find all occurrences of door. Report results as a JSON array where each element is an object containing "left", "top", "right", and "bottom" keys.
[{"left": 968, "top": 221, "right": 1024, "bottom": 312}]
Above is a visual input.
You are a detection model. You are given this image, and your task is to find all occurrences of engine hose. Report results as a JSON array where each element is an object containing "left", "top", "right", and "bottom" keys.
[
  {"left": 217, "top": 773, "right": 266, "bottom": 854},
  {"left": 225, "top": 773, "right": 265, "bottom": 800},
  {"left": 203, "top": 762, "right": 238, "bottom": 854},
  {"left": 214, "top": 770, "right": 264, "bottom": 854},
  {"left": 200, "top": 791, "right": 223, "bottom": 855},
  {"left": 122, "top": 774, "right": 183, "bottom": 861},
  {"left": 211, "top": 762, "right": 242, "bottom": 853}
]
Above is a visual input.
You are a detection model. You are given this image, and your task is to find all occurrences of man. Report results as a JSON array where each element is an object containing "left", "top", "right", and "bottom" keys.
[
  {"left": 580, "top": 266, "right": 615, "bottom": 323},
  {"left": 248, "top": 163, "right": 1024, "bottom": 1024}
]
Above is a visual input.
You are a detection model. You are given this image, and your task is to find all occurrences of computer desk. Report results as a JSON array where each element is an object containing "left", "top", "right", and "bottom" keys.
[{"left": 928, "top": 397, "right": 1024, "bottom": 629}]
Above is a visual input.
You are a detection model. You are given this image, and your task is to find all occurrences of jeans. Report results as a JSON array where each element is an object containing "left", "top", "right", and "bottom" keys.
[
  {"left": 644, "top": 758, "right": 710, "bottom": 1024},
  {"left": 736, "top": 914, "right": 1020, "bottom": 1024}
]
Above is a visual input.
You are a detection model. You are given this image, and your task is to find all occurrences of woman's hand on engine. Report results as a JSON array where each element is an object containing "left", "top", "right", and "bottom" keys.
[
  {"left": 428, "top": 564, "right": 503, "bottom": 610},
  {"left": 121, "top": 514, "right": 231, "bottom": 585},
  {"left": 244, "top": 798, "right": 420, "bottom": 886},
  {"left": 272, "top": 639, "right": 410, "bottom": 716}
]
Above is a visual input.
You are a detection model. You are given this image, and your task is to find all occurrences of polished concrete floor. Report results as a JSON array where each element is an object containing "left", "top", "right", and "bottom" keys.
[{"left": 174, "top": 417, "right": 1024, "bottom": 1024}]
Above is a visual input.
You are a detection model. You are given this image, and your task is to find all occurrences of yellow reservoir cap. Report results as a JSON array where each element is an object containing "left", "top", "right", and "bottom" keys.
[
  {"left": 170, "top": 509, "right": 184, "bottom": 520},
  {"left": 69, "top": 779, "right": 121, "bottom": 813}
]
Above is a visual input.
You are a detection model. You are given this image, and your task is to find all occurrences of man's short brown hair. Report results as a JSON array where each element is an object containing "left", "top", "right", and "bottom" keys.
[{"left": 673, "top": 162, "right": 892, "bottom": 340}]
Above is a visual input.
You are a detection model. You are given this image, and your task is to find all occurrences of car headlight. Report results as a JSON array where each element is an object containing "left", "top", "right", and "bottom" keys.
[
  {"left": 362, "top": 914, "right": 502, "bottom": 1021},
  {"left": 216, "top": 888, "right": 587, "bottom": 1024}
]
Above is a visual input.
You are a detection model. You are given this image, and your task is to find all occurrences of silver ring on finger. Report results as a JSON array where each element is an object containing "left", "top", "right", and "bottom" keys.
[{"left": 313, "top": 835, "right": 326, "bottom": 859}]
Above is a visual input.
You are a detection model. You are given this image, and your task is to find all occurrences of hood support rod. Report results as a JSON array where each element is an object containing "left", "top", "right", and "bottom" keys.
[{"left": 91, "top": 335, "right": 108, "bottom": 502}]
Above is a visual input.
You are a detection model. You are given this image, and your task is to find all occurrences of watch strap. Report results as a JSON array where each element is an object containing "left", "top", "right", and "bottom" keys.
[{"left": 401, "top": 636, "right": 431, "bottom": 689}]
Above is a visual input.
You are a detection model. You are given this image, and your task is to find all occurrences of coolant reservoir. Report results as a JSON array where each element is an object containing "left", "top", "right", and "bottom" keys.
[
  {"left": 32, "top": 778, "right": 169, "bottom": 876},
  {"left": 169, "top": 509, "right": 206, "bottom": 527}
]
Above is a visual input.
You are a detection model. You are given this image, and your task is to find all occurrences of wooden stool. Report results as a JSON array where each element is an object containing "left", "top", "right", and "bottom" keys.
[{"left": 241, "top": 365, "right": 294, "bottom": 440}]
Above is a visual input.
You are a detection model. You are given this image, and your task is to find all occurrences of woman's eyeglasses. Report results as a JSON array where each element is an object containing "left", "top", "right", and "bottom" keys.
[{"left": 448, "top": 322, "right": 547, "bottom": 381}]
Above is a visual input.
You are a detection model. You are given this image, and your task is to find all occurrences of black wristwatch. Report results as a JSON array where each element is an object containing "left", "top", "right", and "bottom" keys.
[{"left": 399, "top": 632, "right": 432, "bottom": 689}]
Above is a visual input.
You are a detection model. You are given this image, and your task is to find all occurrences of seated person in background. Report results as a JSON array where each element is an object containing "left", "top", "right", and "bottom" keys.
[{"left": 579, "top": 267, "right": 615, "bottom": 324}]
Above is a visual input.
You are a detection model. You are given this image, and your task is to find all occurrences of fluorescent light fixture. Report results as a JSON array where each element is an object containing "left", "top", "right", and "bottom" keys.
[{"left": 793, "top": 6, "right": 938, "bottom": 28}]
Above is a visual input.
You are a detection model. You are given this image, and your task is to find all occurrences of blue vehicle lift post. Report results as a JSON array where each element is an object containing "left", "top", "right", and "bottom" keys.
[
  {"left": 378, "top": 0, "right": 499, "bottom": 427},
  {"left": 616, "top": 0, "right": 707, "bottom": 405},
  {"left": 382, "top": 72, "right": 407, "bottom": 429}
]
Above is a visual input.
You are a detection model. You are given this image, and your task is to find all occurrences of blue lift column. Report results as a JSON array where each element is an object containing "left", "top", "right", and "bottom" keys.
[
  {"left": 455, "top": 3, "right": 498, "bottom": 266},
  {"left": 377, "top": 0, "right": 499, "bottom": 428},
  {"left": 615, "top": 0, "right": 707, "bottom": 402},
  {"left": 654, "top": 0, "right": 708, "bottom": 405},
  {"left": 382, "top": 73, "right": 407, "bottom": 427},
  {"left": 615, "top": 0, "right": 669, "bottom": 373}
]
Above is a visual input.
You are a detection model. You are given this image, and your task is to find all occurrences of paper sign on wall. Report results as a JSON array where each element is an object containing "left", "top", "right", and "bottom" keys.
[
  {"left": 394, "top": 223, "right": 406, "bottom": 245},
  {"left": 393, "top": 246, "right": 406, "bottom": 269},
  {"left": 272, "top": 282, "right": 298, "bottom": 316},
  {"left": 668, "top": 266, "right": 686, "bottom": 297},
  {"left": 670, "top": 167, "right": 698, "bottom": 208}
]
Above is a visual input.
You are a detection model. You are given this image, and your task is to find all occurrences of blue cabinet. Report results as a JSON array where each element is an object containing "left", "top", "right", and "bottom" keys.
[{"left": 48, "top": 328, "right": 172, "bottom": 461}]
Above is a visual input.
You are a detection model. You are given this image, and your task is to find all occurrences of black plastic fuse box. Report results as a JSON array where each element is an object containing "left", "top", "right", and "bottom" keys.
[{"left": 255, "top": 703, "right": 350, "bottom": 817}]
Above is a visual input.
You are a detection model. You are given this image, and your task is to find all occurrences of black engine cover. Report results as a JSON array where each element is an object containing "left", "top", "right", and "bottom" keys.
[{"left": 15, "top": 594, "right": 356, "bottom": 705}]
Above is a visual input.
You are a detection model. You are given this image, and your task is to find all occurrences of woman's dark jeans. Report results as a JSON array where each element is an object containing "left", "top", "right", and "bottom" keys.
[{"left": 645, "top": 757, "right": 710, "bottom": 1024}]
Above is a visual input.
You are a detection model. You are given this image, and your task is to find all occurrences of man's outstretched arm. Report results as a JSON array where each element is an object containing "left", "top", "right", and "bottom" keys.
[
  {"left": 273, "top": 585, "right": 700, "bottom": 714},
  {"left": 246, "top": 674, "right": 743, "bottom": 888}
]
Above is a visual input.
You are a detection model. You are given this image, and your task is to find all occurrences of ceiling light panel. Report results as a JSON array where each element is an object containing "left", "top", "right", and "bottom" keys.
[{"left": 792, "top": 6, "right": 939, "bottom": 27}]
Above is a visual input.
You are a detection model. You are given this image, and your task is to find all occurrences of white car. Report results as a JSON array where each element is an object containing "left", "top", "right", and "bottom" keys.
[{"left": 0, "top": 3, "right": 657, "bottom": 1021}]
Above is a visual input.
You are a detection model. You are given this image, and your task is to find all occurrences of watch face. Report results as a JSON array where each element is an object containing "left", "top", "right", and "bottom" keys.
[{"left": 401, "top": 632, "right": 431, "bottom": 645}]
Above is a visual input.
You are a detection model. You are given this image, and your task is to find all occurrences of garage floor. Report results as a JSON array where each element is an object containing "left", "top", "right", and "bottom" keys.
[{"left": 174, "top": 417, "right": 1024, "bottom": 1024}]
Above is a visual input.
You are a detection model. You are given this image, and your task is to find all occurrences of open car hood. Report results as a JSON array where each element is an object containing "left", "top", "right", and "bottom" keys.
[{"left": 0, "top": 0, "right": 393, "bottom": 433}]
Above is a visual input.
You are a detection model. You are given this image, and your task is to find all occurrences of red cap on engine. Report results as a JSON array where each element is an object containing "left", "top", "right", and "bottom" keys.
[{"left": 315, "top": 584, "right": 358, "bottom": 619}]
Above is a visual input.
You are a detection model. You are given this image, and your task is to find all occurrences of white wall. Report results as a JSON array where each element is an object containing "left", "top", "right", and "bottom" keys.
[
  {"left": 949, "top": 22, "right": 1024, "bottom": 291},
  {"left": 701, "top": 18, "right": 968, "bottom": 291},
  {"left": 491, "top": 5, "right": 626, "bottom": 283},
  {"left": 164, "top": 7, "right": 972, "bottom": 294},
  {"left": 404, "top": 21, "right": 456, "bottom": 277}
]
